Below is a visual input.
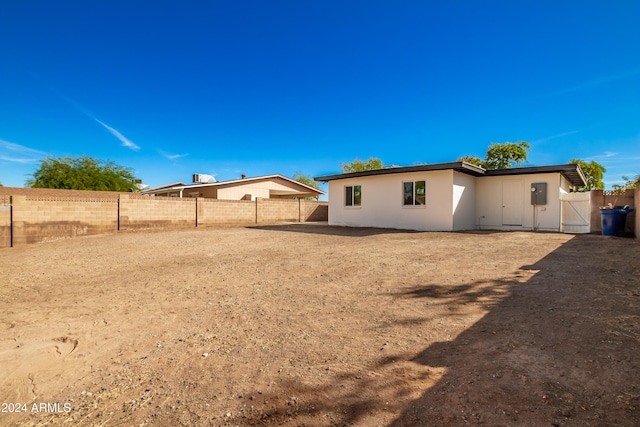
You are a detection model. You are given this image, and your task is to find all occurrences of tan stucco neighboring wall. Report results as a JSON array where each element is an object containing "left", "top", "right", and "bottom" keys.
[
  {"left": 217, "top": 184, "right": 270, "bottom": 200},
  {"left": 216, "top": 178, "right": 315, "bottom": 200},
  {"left": 196, "top": 187, "right": 218, "bottom": 198},
  {"left": 328, "top": 170, "right": 457, "bottom": 231},
  {"left": 476, "top": 172, "right": 563, "bottom": 231}
]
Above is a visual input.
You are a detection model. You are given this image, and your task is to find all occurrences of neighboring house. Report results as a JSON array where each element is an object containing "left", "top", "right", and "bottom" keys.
[
  {"left": 314, "top": 162, "right": 586, "bottom": 232},
  {"left": 143, "top": 174, "right": 324, "bottom": 200}
]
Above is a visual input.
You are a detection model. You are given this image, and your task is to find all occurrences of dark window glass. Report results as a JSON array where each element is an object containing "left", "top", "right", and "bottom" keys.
[
  {"left": 404, "top": 181, "right": 426, "bottom": 205},
  {"left": 353, "top": 185, "right": 361, "bottom": 206},
  {"left": 415, "top": 181, "right": 426, "bottom": 205},
  {"left": 345, "top": 186, "right": 353, "bottom": 206},
  {"left": 403, "top": 182, "right": 414, "bottom": 205}
]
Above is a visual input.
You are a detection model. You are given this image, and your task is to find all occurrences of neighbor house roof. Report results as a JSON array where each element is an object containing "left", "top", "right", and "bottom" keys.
[
  {"left": 314, "top": 162, "right": 587, "bottom": 187},
  {"left": 145, "top": 182, "right": 188, "bottom": 191},
  {"left": 143, "top": 174, "right": 325, "bottom": 196}
]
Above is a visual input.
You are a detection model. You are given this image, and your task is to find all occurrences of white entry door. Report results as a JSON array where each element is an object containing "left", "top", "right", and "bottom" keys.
[{"left": 502, "top": 181, "right": 523, "bottom": 226}]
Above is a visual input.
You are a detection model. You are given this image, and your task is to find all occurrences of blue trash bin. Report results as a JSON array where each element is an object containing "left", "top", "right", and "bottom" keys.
[{"left": 600, "top": 207, "right": 635, "bottom": 236}]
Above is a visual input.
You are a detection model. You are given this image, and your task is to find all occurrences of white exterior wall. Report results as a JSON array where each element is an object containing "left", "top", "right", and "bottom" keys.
[
  {"left": 328, "top": 170, "right": 460, "bottom": 231},
  {"left": 476, "top": 172, "right": 563, "bottom": 232},
  {"left": 560, "top": 174, "right": 573, "bottom": 194},
  {"left": 452, "top": 171, "right": 477, "bottom": 230}
]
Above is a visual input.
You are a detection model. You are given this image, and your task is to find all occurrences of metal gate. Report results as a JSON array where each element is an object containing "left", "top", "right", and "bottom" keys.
[{"left": 561, "top": 192, "right": 591, "bottom": 233}]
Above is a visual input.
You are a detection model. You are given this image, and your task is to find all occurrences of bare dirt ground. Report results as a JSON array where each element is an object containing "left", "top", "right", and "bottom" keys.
[{"left": 1, "top": 225, "right": 639, "bottom": 426}]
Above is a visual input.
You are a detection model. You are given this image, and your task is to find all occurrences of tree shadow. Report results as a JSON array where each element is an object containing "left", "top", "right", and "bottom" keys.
[{"left": 393, "top": 279, "right": 514, "bottom": 307}]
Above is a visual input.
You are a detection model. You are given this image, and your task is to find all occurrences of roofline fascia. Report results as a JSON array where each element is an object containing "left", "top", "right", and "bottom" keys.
[
  {"left": 314, "top": 161, "right": 486, "bottom": 182},
  {"left": 314, "top": 162, "right": 586, "bottom": 187},
  {"left": 484, "top": 164, "right": 587, "bottom": 187}
]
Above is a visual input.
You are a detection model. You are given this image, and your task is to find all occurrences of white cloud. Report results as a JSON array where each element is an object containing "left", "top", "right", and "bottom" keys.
[
  {"left": 159, "top": 151, "right": 189, "bottom": 160},
  {"left": 584, "top": 152, "right": 626, "bottom": 161},
  {"left": 555, "top": 67, "right": 640, "bottom": 96},
  {"left": 0, "top": 139, "right": 47, "bottom": 163},
  {"left": 532, "top": 130, "right": 581, "bottom": 144},
  {"left": 95, "top": 120, "right": 140, "bottom": 151}
]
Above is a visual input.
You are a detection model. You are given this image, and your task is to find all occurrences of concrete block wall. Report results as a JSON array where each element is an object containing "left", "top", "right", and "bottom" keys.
[
  {"left": 119, "top": 194, "right": 196, "bottom": 230},
  {"left": 300, "top": 200, "right": 328, "bottom": 222},
  {"left": 0, "top": 188, "right": 328, "bottom": 247},
  {"left": 198, "top": 198, "right": 256, "bottom": 226},
  {"left": 10, "top": 195, "right": 118, "bottom": 245},
  {"left": 0, "top": 196, "right": 10, "bottom": 248},
  {"left": 257, "top": 198, "right": 299, "bottom": 223}
]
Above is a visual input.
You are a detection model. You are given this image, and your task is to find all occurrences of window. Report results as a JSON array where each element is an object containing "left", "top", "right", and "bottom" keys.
[
  {"left": 345, "top": 185, "right": 361, "bottom": 206},
  {"left": 403, "top": 181, "right": 425, "bottom": 206}
]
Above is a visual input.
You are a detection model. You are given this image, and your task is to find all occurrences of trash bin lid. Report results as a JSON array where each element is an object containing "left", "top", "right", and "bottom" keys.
[{"left": 600, "top": 207, "right": 635, "bottom": 214}]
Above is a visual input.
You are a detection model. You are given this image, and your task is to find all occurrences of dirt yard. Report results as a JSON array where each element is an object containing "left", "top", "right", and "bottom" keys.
[{"left": 1, "top": 225, "right": 639, "bottom": 426}]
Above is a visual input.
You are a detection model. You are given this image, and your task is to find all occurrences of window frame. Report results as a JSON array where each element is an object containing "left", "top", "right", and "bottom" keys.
[
  {"left": 345, "top": 185, "right": 362, "bottom": 207},
  {"left": 402, "top": 180, "right": 426, "bottom": 207}
]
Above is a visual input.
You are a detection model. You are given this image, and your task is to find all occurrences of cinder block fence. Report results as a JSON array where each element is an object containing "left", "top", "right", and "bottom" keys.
[{"left": 0, "top": 190, "right": 327, "bottom": 247}]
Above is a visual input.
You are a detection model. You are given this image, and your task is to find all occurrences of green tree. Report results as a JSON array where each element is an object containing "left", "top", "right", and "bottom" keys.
[
  {"left": 457, "top": 155, "right": 485, "bottom": 167},
  {"left": 569, "top": 159, "right": 605, "bottom": 191},
  {"left": 292, "top": 172, "right": 321, "bottom": 191},
  {"left": 292, "top": 172, "right": 322, "bottom": 200},
  {"left": 341, "top": 157, "right": 383, "bottom": 173},
  {"left": 483, "top": 141, "right": 530, "bottom": 169},
  {"left": 612, "top": 175, "right": 639, "bottom": 193},
  {"left": 624, "top": 175, "right": 639, "bottom": 188},
  {"left": 26, "top": 155, "right": 139, "bottom": 191},
  {"left": 457, "top": 141, "right": 530, "bottom": 169}
]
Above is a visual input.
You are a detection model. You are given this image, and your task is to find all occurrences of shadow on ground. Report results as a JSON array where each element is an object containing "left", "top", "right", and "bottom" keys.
[
  {"left": 248, "top": 223, "right": 506, "bottom": 237},
  {"left": 387, "top": 235, "right": 640, "bottom": 426},
  {"left": 238, "top": 234, "right": 640, "bottom": 426}
]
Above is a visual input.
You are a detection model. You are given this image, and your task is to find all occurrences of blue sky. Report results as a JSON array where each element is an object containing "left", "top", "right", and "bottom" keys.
[{"left": 1, "top": 1, "right": 638, "bottom": 194}]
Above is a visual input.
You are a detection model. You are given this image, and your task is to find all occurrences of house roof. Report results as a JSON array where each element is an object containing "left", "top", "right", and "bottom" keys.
[
  {"left": 484, "top": 164, "right": 587, "bottom": 187},
  {"left": 143, "top": 174, "right": 325, "bottom": 196},
  {"left": 314, "top": 162, "right": 486, "bottom": 182},
  {"left": 145, "top": 182, "right": 188, "bottom": 191},
  {"left": 314, "top": 162, "right": 587, "bottom": 187}
]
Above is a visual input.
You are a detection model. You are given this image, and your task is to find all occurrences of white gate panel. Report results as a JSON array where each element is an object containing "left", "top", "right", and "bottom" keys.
[{"left": 562, "top": 192, "right": 591, "bottom": 233}]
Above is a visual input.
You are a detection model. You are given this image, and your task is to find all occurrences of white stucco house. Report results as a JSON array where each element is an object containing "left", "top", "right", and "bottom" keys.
[{"left": 314, "top": 162, "right": 587, "bottom": 232}]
